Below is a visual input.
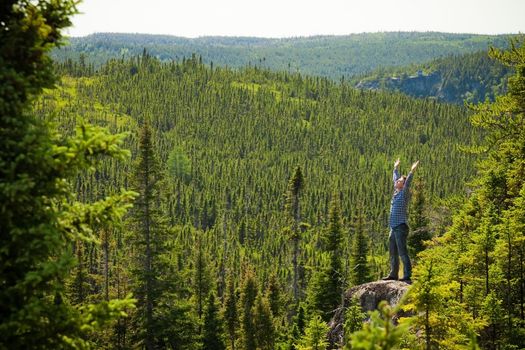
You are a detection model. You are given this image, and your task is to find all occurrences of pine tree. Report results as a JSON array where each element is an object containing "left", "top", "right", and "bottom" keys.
[
  {"left": 286, "top": 166, "right": 305, "bottom": 304},
  {"left": 240, "top": 268, "right": 258, "bottom": 350},
  {"left": 289, "top": 304, "right": 307, "bottom": 350},
  {"left": 342, "top": 297, "right": 365, "bottom": 348},
  {"left": 223, "top": 274, "right": 239, "bottom": 350},
  {"left": 349, "top": 207, "right": 371, "bottom": 285},
  {"left": 128, "top": 119, "right": 166, "bottom": 349},
  {"left": 408, "top": 179, "right": 432, "bottom": 258},
  {"left": 0, "top": 1, "right": 135, "bottom": 348},
  {"left": 349, "top": 302, "right": 407, "bottom": 350},
  {"left": 254, "top": 294, "right": 275, "bottom": 350},
  {"left": 307, "top": 195, "right": 344, "bottom": 321},
  {"left": 202, "top": 293, "right": 226, "bottom": 350},
  {"left": 267, "top": 273, "right": 283, "bottom": 318},
  {"left": 191, "top": 229, "right": 212, "bottom": 323},
  {"left": 296, "top": 315, "right": 330, "bottom": 350}
]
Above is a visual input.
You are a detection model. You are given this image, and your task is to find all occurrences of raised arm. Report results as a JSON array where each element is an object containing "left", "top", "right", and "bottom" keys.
[
  {"left": 393, "top": 158, "right": 400, "bottom": 184},
  {"left": 404, "top": 160, "right": 420, "bottom": 190}
]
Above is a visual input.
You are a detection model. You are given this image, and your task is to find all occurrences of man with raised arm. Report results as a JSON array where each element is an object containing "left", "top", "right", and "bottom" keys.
[{"left": 382, "top": 158, "right": 420, "bottom": 283}]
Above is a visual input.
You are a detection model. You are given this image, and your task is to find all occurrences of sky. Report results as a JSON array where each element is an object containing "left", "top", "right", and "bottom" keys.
[{"left": 67, "top": 0, "right": 525, "bottom": 38}]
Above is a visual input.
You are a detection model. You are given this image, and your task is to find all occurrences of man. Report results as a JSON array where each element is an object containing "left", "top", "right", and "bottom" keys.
[{"left": 383, "top": 158, "right": 419, "bottom": 282}]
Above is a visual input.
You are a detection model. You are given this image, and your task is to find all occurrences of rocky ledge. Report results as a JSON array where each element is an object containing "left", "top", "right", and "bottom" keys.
[{"left": 328, "top": 280, "right": 411, "bottom": 347}]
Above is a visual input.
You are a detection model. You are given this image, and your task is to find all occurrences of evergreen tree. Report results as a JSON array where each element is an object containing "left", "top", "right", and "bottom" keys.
[
  {"left": 408, "top": 179, "right": 432, "bottom": 258},
  {"left": 202, "top": 293, "right": 226, "bottom": 350},
  {"left": 240, "top": 268, "right": 258, "bottom": 350},
  {"left": 254, "top": 294, "right": 276, "bottom": 350},
  {"left": 349, "top": 207, "right": 372, "bottom": 285},
  {"left": 286, "top": 166, "right": 305, "bottom": 304},
  {"left": 349, "top": 302, "right": 407, "bottom": 350},
  {"left": 403, "top": 252, "right": 482, "bottom": 349},
  {"left": 289, "top": 304, "right": 307, "bottom": 350},
  {"left": 307, "top": 195, "right": 344, "bottom": 321},
  {"left": 267, "top": 273, "right": 283, "bottom": 319},
  {"left": 296, "top": 315, "right": 330, "bottom": 350},
  {"left": 191, "top": 229, "right": 212, "bottom": 323},
  {"left": 342, "top": 297, "right": 365, "bottom": 348},
  {"left": 128, "top": 119, "right": 166, "bottom": 349},
  {"left": 223, "top": 274, "right": 239, "bottom": 350},
  {"left": 0, "top": 1, "right": 135, "bottom": 348}
]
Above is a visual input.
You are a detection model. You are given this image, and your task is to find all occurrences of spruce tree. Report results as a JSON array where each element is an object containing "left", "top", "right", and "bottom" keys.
[
  {"left": 254, "top": 294, "right": 275, "bottom": 350},
  {"left": 349, "top": 207, "right": 371, "bottom": 285},
  {"left": 408, "top": 179, "right": 432, "bottom": 258},
  {"left": 296, "top": 315, "right": 330, "bottom": 350},
  {"left": 128, "top": 119, "right": 166, "bottom": 349},
  {"left": 240, "top": 268, "right": 258, "bottom": 350},
  {"left": 223, "top": 274, "right": 239, "bottom": 350},
  {"left": 286, "top": 166, "right": 305, "bottom": 304},
  {"left": 342, "top": 297, "right": 365, "bottom": 348},
  {"left": 191, "top": 229, "right": 212, "bottom": 323},
  {"left": 307, "top": 195, "right": 344, "bottom": 321},
  {"left": 0, "top": 1, "right": 135, "bottom": 348},
  {"left": 349, "top": 302, "right": 407, "bottom": 350},
  {"left": 202, "top": 293, "right": 226, "bottom": 350}
]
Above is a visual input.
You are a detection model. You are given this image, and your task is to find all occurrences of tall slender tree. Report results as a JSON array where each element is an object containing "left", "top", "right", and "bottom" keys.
[
  {"left": 349, "top": 206, "right": 372, "bottom": 285},
  {"left": 307, "top": 195, "right": 344, "bottom": 321},
  {"left": 286, "top": 166, "right": 305, "bottom": 305},
  {"left": 202, "top": 293, "right": 226, "bottom": 350},
  {"left": 223, "top": 274, "right": 239, "bottom": 350},
  {"left": 240, "top": 267, "right": 258, "bottom": 350},
  {"left": 129, "top": 119, "right": 165, "bottom": 349}
]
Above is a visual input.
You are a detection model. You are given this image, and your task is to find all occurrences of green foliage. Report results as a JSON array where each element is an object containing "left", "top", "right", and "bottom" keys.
[
  {"left": 349, "top": 301, "right": 408, "bottom": 350},
  {"left": 296, "top": 314, "right": 330, "bottom": 350},
  {"left": 52, "top": 32, "right": 514, "bottom": 80},
  {"left": 343, "top": 296, "right": 366, "bottom": 347},
  {"left": 31, "top": 31, "right": 525, "bottom": 349},
  {"left": 254, "top": 294, "right": 276, "bottom": 350},
  {"left": 223, "top": 273, "right": 239, "bottom": 350},
  {"left": 307, "top": 196, "right": 344, "bottom": 321},
  {"left": 202, "top": 293, "right": 226, "bottom": 350},
  {"left": 403, "top": 254, "right": 481, "bottom": 349},
  {"left": 408, "top": 179, "right": 432, "bottom": 258},
  {"left": 403, "top": 35, "right": 525, "bottom": 350},
  {"left": 240, "top": 268, "right": 258, "bottom": 350},
  {"left": 168, "top": 145, "right": 192, "bottom": 183},
  {"left": 0, "top": 1, "right": 138, "bottom": 348},
  {"left": 350, "top": 207, "right": 372, "bottom": 285}
]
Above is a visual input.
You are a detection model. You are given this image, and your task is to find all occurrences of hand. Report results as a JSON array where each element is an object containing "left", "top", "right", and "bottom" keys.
[
  {"left": 410, "top": 160, "right": 420, "bottom": 172},
  {"left": 394, "top": 158, "right": 400, "bottom": 169}
]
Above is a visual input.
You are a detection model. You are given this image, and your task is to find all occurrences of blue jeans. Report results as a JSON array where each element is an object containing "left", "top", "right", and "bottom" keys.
[{"left": 388, "top": 223, "right": 411, "bottom": 279}]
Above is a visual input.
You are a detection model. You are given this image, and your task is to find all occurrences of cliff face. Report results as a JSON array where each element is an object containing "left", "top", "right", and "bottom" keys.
[
  {"left": 355, "top": 66, "right": 507, "bottom": 104},
  {"left": 356, "top": 72, "right": 442, "bottom": 100},
  {"left": 328, "top": 280, "right": 411, "bottom": 347}
]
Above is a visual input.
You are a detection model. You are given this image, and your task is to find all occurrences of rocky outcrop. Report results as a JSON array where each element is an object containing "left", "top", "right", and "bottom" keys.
[
  {"left": 328, "top": 280, "right": 411, "bottom": 347},
  {"left": 356, "top": 72, "right": 441, "bottom": 99}
]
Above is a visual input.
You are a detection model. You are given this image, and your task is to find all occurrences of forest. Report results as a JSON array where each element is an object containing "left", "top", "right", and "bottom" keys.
[
  {"left": 1, "top": 1, "right": 524, "bottom": 349},
  {"left": 52, "top": 32, "right": 514, "bottom": 80}
]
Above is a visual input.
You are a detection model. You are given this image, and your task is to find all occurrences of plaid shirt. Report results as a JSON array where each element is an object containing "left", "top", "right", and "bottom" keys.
[{"left": 389, "top": 168, "right": 413, "bottom": 228}]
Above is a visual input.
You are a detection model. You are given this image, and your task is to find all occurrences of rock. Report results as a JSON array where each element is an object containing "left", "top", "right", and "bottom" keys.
[{"left": 328, "top": 280, "right": 411, "bottom": 348}]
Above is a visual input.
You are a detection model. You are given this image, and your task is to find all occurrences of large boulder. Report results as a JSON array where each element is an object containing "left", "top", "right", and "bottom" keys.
[{"left": 328, "top": 280, "right": 411, "bottom": 347}]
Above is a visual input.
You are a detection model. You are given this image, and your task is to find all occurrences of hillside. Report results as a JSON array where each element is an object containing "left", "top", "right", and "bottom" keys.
[
  {"left": 53, "top": 32, "right": 513, "bottom": 80},
  {"left": 37, "top": 55, "right": 479, "bottom": 321},
  {"left": 47, "top": 54, "right": 478, "bottom": 234},
  {"left": 353, "top": 50, "right": 513, "bottom": 104}
]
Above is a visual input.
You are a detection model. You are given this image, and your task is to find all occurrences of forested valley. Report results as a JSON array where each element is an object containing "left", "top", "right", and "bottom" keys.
[{"left": 1, "top": 1, "right": 525, "bottom": 349}]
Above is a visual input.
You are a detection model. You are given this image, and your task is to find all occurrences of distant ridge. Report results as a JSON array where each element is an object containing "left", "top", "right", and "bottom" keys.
[{"left": 54, "top": 31, "right": 516, "bottom": 79}]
